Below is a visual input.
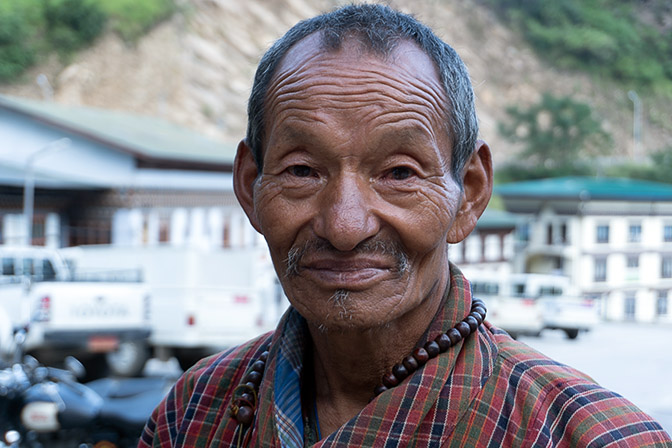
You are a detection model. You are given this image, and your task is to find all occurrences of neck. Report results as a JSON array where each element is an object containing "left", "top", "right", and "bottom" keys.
[{"left": 306, "top": 277, "right": 448, "bottom": 436}]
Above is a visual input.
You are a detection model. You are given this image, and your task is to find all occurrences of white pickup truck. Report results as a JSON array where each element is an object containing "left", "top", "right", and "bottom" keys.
[
  {"left": 0, "top": 246, "right": 151, "bottom": 378},
  {"left": 63, "top": 245, "right": 289, "bottom": 372}
]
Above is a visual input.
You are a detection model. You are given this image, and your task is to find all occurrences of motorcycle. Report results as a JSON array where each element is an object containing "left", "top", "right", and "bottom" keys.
[{"left": 0, "top": 328, "right": 173, "bottom": 447}]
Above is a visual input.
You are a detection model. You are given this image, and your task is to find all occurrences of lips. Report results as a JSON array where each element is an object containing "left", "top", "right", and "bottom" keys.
[{"left": 298, "top": 257, "right": 397, "bottom": 290}]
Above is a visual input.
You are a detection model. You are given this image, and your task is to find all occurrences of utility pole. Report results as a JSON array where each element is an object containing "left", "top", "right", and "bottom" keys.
[
  {"left": 22, "top": 138, "right": 71, "bottom": 246},
  {"left": 627, "top": 90, "right": 642, "bottom": 160}
]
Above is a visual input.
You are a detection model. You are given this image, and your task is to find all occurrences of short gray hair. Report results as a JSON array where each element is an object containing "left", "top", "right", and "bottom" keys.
[{"left": 245, "top": 3, "right": 478, "bottom": 181}]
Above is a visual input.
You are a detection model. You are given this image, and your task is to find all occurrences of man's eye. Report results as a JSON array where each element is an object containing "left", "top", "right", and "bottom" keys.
[
  {"left": 289, "top": 165, "right": 313, "bottom": 177},
  {"left": 389, "top": 166, "right": 414, "bottom": 180}
]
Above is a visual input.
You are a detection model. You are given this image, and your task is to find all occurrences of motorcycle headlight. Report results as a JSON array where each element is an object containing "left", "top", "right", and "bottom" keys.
[{"left": 4, "top": 430, "right": 20, "bottom": 444}]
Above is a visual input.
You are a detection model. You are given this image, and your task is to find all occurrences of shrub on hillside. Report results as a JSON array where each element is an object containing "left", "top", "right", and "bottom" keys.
[
  {"left": 99, "top": 0, "right": 176, "bottom": 42},
  {"left": 45, "top": 0, "right": 106, "bottom": 53},
  {"left": 484, "top": 0, "right": 672, "bottom": 92},
  {"left": 0, "top": 0, "right": 43, "bottom": 82}
]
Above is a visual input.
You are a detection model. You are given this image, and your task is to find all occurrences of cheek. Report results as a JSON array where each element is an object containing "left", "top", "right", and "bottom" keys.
[
  {"left": 253, "top": 178, "right": 312, "bottom": 247},
  {"left": 393, "top": 182, "right": 463, "bottom": 255}
]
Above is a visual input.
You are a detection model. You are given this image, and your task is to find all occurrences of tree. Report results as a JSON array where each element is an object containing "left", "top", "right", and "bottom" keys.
[{"left": 497, "top": 93, "right": 611, "bottom": 180}]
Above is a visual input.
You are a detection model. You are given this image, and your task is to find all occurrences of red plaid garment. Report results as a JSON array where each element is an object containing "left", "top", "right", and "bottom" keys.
[{"left": 139, "top": 265, "right": 672, "bottom": 447}]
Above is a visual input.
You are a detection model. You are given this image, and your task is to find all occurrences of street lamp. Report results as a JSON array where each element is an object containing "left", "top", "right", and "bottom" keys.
[
  {"left": 627, "top": 90, "right": 642, "bottom": 160},
  {"left": 22, "top": 138, "right": 71, "bottom": 246}
]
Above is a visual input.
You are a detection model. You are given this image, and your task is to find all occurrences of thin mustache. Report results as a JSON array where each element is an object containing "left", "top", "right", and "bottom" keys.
[{"left": 284, "top": 238, "right": 409, "bottom": 278}]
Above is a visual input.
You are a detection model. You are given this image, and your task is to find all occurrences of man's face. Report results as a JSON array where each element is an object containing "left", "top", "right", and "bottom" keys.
[{"left": 241, "top": 36, "right": 471, "bottom": 331}]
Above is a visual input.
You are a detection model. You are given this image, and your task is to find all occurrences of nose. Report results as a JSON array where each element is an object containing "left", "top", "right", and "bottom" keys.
[{"left": 313, "top": 173, "right": 379, "bottom": 251}]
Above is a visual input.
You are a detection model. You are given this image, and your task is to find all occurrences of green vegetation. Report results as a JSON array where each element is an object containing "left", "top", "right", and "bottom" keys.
[
  {"left": 483, "top": 0, "right": 672, "bottom": 93},
  {"left": 0, "top": 0, "right": 175, "bottom": 83},
  {"left": 496, "top": 93, "right": 611, "bottom": 182},
  {"left": 98, "top": 0, "right": 175, "bottom": 42},
  {"left": 604, "top": 146, "right": 672, "bottom": 184}
]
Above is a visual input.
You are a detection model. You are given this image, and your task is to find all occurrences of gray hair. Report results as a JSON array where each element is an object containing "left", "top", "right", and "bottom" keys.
[{"left": 245, "top": 3, "right": 478, "bottom": 181}]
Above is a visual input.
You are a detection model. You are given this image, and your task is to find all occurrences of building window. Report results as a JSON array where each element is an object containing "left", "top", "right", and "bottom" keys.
[
  {"left": 627, "top": 255, "right": 639, "bottom": 268},
  {"left": 596, "top": 224, "right": 609, "bottom": 244},
  {"left": 664, "top": 225, "right": 672, "bottom": 243},
  {"left": 624, "top": 293, "right": 636, "bottom": 320},
  {"left": 594, "top": 257, "right": 607, "bottom": 282},
  {"left": 657, "top": 291, "right": 669, "bottom": 316},
  {"left": 662, "top": 256, "right": 672, "bottom": 279},
  {"left": 628, "top": 224, "right": 642, "bottom": 243}
]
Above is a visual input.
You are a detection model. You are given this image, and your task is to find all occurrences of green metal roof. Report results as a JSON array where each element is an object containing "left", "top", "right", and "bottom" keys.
[
  {"left": 476, "top": 208, "right": 521, "bottom": 229},
  {"left": 0, "top": 94, "right": 236, "bottom": 166},
  {"left": 495, "top": 177, "right": 672, "bottom": 201}
]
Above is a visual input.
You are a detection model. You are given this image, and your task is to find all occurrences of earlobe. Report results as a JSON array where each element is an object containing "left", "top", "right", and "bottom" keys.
[
  {"left": 446, "top": 140, "right": 493, "bottom": 244},
  {"left": 233, "top": 139, "right": 263, "bottom": 233}
]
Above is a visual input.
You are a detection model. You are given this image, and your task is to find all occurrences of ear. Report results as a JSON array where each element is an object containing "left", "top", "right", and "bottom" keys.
[
  {"left": 446, "top": 140, "right": 493, "bottom": 243},
  {"left": 233, "top": 139, "right": 263, "bottom": 233}
]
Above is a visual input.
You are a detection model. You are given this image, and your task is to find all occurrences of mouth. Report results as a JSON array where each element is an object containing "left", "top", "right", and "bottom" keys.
[{"left": 297, "top": 257, "right": 397, "bottom": 290}]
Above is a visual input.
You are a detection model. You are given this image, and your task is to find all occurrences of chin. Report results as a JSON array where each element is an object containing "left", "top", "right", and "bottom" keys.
[{"left": 299, "top": 289, "right": 403, "bottom": 334}]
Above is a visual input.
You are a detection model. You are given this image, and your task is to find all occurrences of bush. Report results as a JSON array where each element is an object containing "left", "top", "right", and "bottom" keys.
[
  {"left": 45, "top": 0, "right": 107, "bottom": 53},
  {"left": 483, "top": 0, "right": 672, "bottom": 91},
  {"left": 99, "top": 0, "right": 175, "bottom": 42},
  {"left": 0, "top": 0, "right": 44, "bottom": 82}
]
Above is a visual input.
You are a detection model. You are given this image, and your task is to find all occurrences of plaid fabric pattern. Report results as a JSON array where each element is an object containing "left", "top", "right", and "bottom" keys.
[{"left": 139, "top": 264, "right": 672, "bottom": 447}]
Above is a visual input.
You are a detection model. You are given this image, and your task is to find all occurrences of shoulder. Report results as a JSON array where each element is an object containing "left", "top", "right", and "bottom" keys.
[
  {"left": 139, "top": 332, "right": 273, "bottom": 447},
  {"left": 476, "top": 324, "right": 672, "bottom": 446}
]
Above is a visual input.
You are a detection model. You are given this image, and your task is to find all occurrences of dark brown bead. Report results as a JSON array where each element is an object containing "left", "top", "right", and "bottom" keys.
[
  {"left": 412, "top": 347, "right": 429, "bottom": 365},
  {"left": 456, "top": 321, "right": 471, "bottom": 338},
  {"left": 374, "top": 385, "right": 388, "bottom": 396},
  {"left": 259, "top": 351, "right": 269, "bottom": 362},
  {"left": 246, "top": 370, "right": 262, "bottom": 386},
  {"left": 382, "top": 372, "right": 399, "bottom": 388},
  {"left": 435, "top": 333, "right": 451, "bottom": 352},
  {"left": 465, "top": 315, "right": 479, "bottom": 332},
  {"left": 472, "top": 299, "right": 485, "bottom": 308},
  {"left": 402, "top": 355, "right": 419, "bottom": 372},
  {"left": 240, "top": 392, "right": 254, "bottom": 404},
  {"left": 471, "top": 311, "right": 484, "bottom": 325},
  {"left": 392, "top": 363, "right": 409, "bottom": 381},
  {"left": 447, "top": 328, "right": 462, "bottom": 345},
  {"left": 236, "top": 405, "right": 254, "bottom": 425},
  {"left": 251, "top": 360, "right": 265, "bottom": 373},
  {"left": 473, "top": 306, "right": 486, "bottom": 318},
  {"left": 245, "top": 382, "right": 256, "bottom": 391},
  {"left": 424, "top": 341, "right": 440, "bottom": 358}
]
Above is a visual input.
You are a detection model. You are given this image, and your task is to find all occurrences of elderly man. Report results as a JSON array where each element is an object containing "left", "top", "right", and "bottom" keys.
[{"left": 140, "top": 4, "right": 671, "bottom": 447}]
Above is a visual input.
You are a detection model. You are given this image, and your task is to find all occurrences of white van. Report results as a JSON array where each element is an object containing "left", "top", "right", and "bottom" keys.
[
  {"left": 461, "top": 269, "right": 544, "bottom": 338},
  {"left": 509, "top": 273, "right": 599, "bottom": 339}
]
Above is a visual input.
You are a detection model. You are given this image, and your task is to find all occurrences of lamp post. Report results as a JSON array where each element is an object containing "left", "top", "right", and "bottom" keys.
[
  {"left": 627, "top": 90, "right": 642, "bottom": 160},
  {"left": 22, "top": 138, "right": 71, "bottom": 246}
]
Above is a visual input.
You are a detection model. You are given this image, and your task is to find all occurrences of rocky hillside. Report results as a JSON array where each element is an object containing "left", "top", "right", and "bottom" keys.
[{"left": 2, "top": 0, "right": 670, "bottom": 166}]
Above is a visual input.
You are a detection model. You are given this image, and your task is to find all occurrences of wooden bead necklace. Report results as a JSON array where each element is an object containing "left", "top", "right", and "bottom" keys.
[{"left": 229, "top": 299, "right": 487, "bottom": 437}]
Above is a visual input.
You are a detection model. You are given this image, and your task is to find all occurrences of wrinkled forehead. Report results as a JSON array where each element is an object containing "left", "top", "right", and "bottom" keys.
[{"left": 264, "top": 31, "right": 449, "bottom": 129}]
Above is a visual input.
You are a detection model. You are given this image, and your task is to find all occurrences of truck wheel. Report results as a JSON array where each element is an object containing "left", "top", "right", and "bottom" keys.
[
  {"left": 81, "top": 353, "right": 110, "bottom": 381},
  {"left": 106, "top": 340, "right": 150, "bottom": 377},
  {"left": 175, "top": 350, "right": 206, "bottom": 372},
  {"left": 564, "top": 329, "right": 580, "bottom": 340}
]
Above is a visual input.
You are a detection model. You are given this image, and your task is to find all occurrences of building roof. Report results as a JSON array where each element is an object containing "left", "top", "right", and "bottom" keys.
[
  {"left": 495, "top": 177, "right": 672, "bottom": 202},
  {"left": 475, "top": 208, "right": 521, "bottom": 230},
  {"left": 0, "top": 94, "right": 236, "bottom": 168}
]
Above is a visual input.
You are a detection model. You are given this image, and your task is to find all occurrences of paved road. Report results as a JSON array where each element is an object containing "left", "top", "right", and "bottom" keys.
[{"left": 519, "top": 322, "right": 672, "bottom": 436}]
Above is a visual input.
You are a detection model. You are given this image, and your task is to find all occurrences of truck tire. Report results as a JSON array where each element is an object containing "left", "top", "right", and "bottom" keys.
[
  {"left": 81, "top": 353, "right": 110, "bottom": 382},
  {"left": 175, "top": 349, "right": 207, "bottom": 372},
  {"left": 106, "top": 340, "right": 150, "bottom": 377},
  {"left": 564, "top": 328, "right": 580, "bottom": 340}
]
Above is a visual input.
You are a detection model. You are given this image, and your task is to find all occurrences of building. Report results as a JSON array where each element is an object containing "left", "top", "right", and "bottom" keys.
[
  {"left": 451, "top": 208, "right": 520, "bottom": 276},
  {"left": 496, "top": 177, "right": 672, "bottom": 323},
  {"left": 0, "top": 94, "right": 262, "bottom": 250}
]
